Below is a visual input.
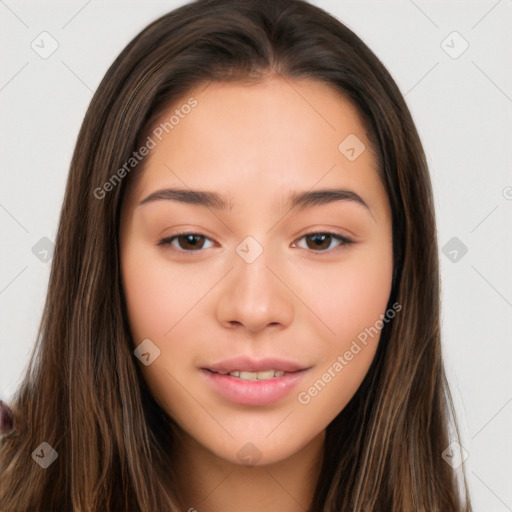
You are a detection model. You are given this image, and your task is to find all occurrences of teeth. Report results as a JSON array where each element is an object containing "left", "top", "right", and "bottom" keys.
[
  {"left": 252, "top": 370, "right": 275, "bottom": 380},
  {"left": 228, "top": 369, "right": 286, "bottom": 381},
  {"left": 209, "top": 369, "right": 288, "bottom": 380}
]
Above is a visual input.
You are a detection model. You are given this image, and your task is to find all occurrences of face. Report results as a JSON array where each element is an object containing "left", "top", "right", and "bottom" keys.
[{"left": 120, "top": 77, "right": 393, "bottom": 466}]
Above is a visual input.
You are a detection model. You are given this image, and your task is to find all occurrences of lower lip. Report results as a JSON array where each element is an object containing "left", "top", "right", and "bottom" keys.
[{"left": 200, "top": 369, "right": 308, "bottom": 406}]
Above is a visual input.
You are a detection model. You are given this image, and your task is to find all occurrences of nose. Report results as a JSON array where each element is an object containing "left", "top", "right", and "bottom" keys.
[{"left": 215, "top": 244, "right": 295, "bottom": 334}]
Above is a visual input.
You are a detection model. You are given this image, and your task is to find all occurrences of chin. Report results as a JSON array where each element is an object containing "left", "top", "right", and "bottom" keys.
[{"left": 205, "top": 433, "right": 312, "bottom": 468}]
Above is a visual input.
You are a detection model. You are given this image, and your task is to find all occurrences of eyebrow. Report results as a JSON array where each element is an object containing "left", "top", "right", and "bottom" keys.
[{"left": 138, "top": 187, "right": 372, "bottom": 215}]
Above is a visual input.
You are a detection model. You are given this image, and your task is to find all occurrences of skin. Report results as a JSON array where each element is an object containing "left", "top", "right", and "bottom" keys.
[{"left": 120, "top": 76, "right": 393, "bottom": 511}]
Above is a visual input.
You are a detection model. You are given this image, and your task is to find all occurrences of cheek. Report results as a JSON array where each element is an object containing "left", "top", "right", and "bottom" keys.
[
  {"left": 294, "top": 237, "right": 393, "bottom": 401},
  {"left": 121, "top": 242, "right": 202, "bottom": 416},
  {"left": 337, "top": 251, "right": 392, "bottom": 337},
  {"left": 121, "top": 242, "right": 205, "bottom": 343},
  {"left": 301, "top": 241, "right": 393, "bottom": 354}
]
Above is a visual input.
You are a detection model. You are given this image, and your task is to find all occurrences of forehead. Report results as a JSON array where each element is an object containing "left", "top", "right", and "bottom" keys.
[{"left": 125, "top": 76, "right": 384, "bottom": 215}]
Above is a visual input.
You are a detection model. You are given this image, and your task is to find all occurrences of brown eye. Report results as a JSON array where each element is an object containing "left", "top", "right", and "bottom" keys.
[
  {"left": 158, "top": 233, "right": 214, "bottom": 253},
  {"left": 294, "top": 232, "right": 353, "bottom": 252},
  {"left": 175, "top": 234, "right": 206, "bottom": 251}
]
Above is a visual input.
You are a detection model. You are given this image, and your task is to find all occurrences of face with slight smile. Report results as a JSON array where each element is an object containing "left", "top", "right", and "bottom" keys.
[{"left": 120, "top": 76, "right": 393, "bottom": 466}]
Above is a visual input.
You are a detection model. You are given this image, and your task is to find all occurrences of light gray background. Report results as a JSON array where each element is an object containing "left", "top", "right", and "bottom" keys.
[{"left": 1, "top": 1, "right": 511, "bottom": 510}]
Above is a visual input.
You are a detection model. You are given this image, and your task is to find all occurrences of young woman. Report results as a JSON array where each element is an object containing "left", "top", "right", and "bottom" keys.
[{"left": 0, "top": 0, "right": 473, "bottom": 510}]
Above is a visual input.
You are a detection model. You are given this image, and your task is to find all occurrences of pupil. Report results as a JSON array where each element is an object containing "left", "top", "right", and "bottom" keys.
[
  {"left": 181, "top": 234, "right": 202, "bottom": 250},
  {"left": 309, "top": 234, "right": 329, "bottom": 250}
]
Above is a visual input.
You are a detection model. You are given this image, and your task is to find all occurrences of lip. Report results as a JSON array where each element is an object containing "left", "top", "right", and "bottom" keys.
[
  {"left": 200, "top": 367, "right": 310, "bottom": 406},
  {"left": 203, "top": 356, "right": 308, "bottom": 374}
]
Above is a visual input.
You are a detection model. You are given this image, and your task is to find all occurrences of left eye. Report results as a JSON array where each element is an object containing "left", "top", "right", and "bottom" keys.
[
  {"left": 158, "top": 231, "right": 353, "bottom": 254},
  {"left": 292, "top": 232, "right": 354, "bottom": 252}
]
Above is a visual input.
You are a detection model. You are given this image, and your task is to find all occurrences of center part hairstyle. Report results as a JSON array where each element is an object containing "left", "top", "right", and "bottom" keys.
[{"left": 0, "top": 1, "right": 472, "bottom": 511}]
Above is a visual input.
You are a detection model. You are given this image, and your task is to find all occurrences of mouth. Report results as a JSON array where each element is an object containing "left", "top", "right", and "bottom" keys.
[
  {"left": 201, "top": 363, "right": 310, "bottom": 406},
  {"left": 205, "top": 368, "right": 293, "bottom": 381},
  {"left": 203, "top": 356, "right": 308, "bottom": 376},
  {"left": 200, "top": 357, "right": 311, "bottom": 405}
]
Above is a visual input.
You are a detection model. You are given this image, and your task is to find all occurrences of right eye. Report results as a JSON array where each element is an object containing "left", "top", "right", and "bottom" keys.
[{"left": 158, "top": 232, "right": 215, "bottom": 254}]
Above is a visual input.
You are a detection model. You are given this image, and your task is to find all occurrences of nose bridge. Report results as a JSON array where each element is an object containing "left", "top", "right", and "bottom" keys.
[
  {"left": 233, "top": 235, "right": 279, "bottom": 305},
  {"left": 215, "top": 235, "right": 295, "bottom": 332}
]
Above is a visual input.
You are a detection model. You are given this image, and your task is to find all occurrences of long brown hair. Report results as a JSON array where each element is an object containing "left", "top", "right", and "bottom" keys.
[{"left": 0, "top": 0, "right": 472, "bottom": 510}]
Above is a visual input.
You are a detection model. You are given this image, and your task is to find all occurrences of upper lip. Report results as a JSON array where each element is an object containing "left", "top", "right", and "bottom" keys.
[{"left": 203, "top": 356, "right": 309, "bottom": 373}]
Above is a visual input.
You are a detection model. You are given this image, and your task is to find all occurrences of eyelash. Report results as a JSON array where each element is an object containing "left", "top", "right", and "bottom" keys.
[{"left": 157, "top": 231, "right": 354, "bottom": 255}]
